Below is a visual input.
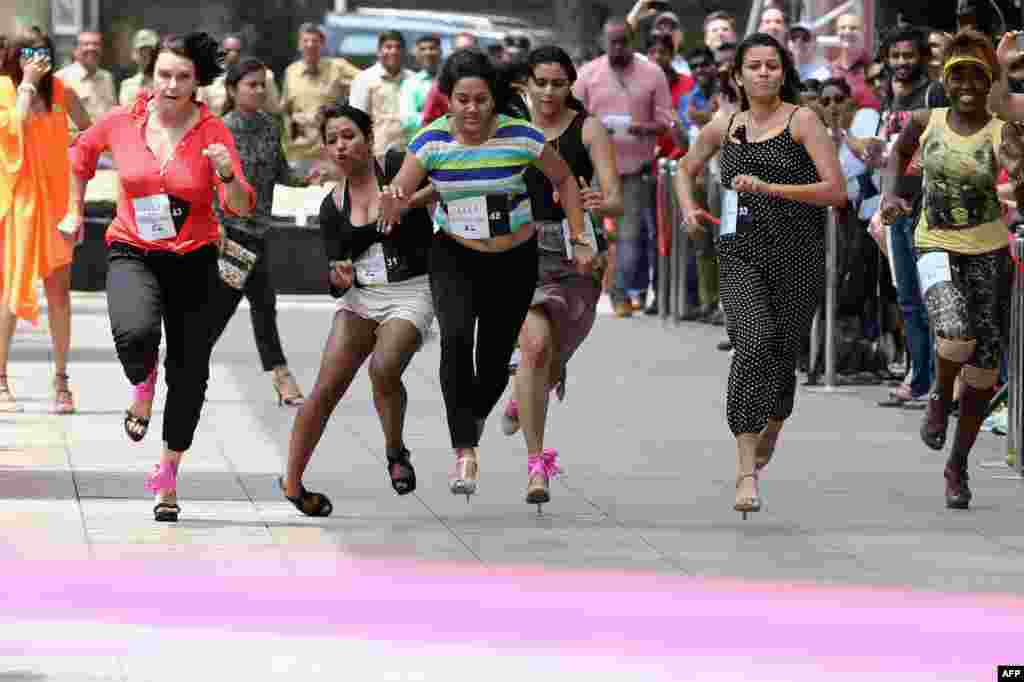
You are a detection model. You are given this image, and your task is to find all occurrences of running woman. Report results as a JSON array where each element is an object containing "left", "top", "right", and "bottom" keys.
[
  {"left": 381, "top": 49, "right": 593, "bottom": 500},
  {"left": 674, "top": 33, "right": 846, "bottom": 518},
  {"left": 69, "top": 33, "right": 255, "bottom": 522},
  {"left": 280, "top": 103, "right": 435, "bottom": 516},
  {"left": 882, "top": 29, "right": 1024, "bottom": 510},
  {"left": 500, "top": 46, "right": 623, "bottom": 508}
]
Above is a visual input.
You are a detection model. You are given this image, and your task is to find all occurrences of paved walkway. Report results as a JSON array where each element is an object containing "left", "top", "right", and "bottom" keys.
[{"left": 1, "top": 292, "right": 1022, "bottom": 680}]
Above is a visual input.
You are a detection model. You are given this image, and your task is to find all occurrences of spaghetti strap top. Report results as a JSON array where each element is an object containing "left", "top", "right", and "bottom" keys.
[{"left": 719, "top": 106, "right": 826, "bottom": 243}]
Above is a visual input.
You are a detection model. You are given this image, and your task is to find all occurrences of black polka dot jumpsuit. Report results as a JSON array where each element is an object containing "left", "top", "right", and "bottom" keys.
[{"left": 717, "top": 107, "right": 827, "bottom": 436}]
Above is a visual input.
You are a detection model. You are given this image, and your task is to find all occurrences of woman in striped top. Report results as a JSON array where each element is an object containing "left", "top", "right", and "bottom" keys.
[{"left": 381, "top": 49, "right": 594, "bottom": 499}]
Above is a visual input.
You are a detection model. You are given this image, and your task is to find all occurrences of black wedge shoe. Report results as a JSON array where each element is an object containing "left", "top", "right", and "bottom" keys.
[
  {"left": 386, "top": 447, "right": 416, "bottom": 495},
  {"left": 278, "top": 476, "right": 333, "bottom": 517}
]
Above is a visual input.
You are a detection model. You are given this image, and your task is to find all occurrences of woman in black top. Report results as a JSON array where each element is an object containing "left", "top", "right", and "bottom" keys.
[
  {"left": 280, "top": 103, "right": 433, "bottom": 516},
  {"left": 675, "top": 34, "right": 846, "bottom": 518},
  {"left": 500, "top": 46, "right": 623, "bottom": 508}
]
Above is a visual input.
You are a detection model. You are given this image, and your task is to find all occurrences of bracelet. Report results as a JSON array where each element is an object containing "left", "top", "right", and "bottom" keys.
[
  {"left": 570, "top": 236, "right": 591, "bottom": 247},
  {"left": 17, "top": 83, "right": 37, "bottom": 95},
  {"left": 217, "top": 169, "right": 235, "bottom": 183}
]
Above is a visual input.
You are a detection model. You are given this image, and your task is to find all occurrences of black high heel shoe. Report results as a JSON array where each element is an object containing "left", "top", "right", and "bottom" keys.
[
  {"left": 386, "top": 447, "right": 416, "bottom": 495},
  {"left": 277, "top": 476, "right": 333, "bottom": 517}
]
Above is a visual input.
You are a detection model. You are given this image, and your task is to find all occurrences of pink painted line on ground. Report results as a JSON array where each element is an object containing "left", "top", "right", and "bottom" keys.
[{"left": 1, "top": 551, "right": 1021, "bottom": 679}]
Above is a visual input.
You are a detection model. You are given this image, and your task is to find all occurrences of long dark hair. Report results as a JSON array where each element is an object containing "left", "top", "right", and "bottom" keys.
[
  {"left": 438, "top": 48, "right": 523, "bottom": 119},
  {"left": 222, "top": 57, "right": 267, "bottom": 115},
  {"left": 2, "top": 26, "right": 55, "bottom": 111},
  {"left": 159, "top": 32, "right": 224, "bottom": 88},
  {"left": 733, "top": 32, "right": 801, "bottom": 110},
  {"left": 526, "top": 45, "right": 587, "bottom": 114}
]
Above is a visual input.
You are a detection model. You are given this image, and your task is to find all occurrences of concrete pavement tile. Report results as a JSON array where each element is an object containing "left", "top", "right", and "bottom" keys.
[
  {"left": 0, "top": 416, "right": 68, "bottom": 450},
  {"left": 0, "top": 656, "right": 124, "bottom": 681},
  {"left": 81, "top": 499, "right": 274, "bottom": 551},
  {"left": 72, "top": 469, "right": 250, "bottom": 501},
  {"left": 0, "top": 499, "right": 90, "bottom": 560},
  {"left": 0, "top": 447, "right": 68, "bottom": 469},
  {"left": 0, "top": 468, "right": 76, "bottom": 500}
]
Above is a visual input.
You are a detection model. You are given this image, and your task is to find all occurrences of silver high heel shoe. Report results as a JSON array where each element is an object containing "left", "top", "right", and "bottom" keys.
[{"left": 449, "top": 451, "right": 479, "bottom": 501}]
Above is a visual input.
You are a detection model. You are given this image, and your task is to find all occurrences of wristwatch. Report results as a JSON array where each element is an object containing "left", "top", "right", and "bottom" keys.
[
  {"left": 217, "top": 169, "right": 235, "bottom": 183},
  {"left": 570, "top": 236, "right": 591, "bottom": 248}
]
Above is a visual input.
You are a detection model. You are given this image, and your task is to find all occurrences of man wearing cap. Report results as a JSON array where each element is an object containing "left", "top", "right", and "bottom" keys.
[
  {"left": 198, "top": 34, "right": 282, "bottom": 116},
  {"left": 119, "top": 29, "right": 159, "bottom": 107},
  {"left": 56, "top": 31, "right": 115, "bottom": 128},
  {"left": 788, "top": 24, "right": 829, "bottom": 81},
  {"left": 651, "top": 11, "right": 690, "bottom": 76},
  {"left": 282, "top": 22, "right": 361, "bottom": 172}
]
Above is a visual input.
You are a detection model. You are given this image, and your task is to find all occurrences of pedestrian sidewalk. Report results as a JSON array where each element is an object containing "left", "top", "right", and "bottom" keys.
[{"left": 2, "top": 294, "right": 1022, "bottom": 680}]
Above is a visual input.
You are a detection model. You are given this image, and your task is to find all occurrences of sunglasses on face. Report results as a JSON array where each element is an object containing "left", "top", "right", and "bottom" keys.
[
  {"left": 819, "top": 95, "right": 847, "bottom": 106},
  {"left": 20, "top": 47, "right": 52, "bottom": 61}
]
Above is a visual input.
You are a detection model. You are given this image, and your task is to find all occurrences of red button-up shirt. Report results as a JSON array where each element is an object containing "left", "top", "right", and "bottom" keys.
[{"left": 71, "top": 95, "right": 254, "bottom": 254}]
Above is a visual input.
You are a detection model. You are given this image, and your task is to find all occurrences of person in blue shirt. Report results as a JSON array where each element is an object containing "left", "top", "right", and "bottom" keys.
[{"left": 678, "top": 47, "right": 717, "bottom": 143}]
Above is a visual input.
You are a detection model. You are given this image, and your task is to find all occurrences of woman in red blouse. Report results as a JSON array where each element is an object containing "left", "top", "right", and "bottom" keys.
[{"left": 69, "top": 32, "right": 255, "bottom": 522}]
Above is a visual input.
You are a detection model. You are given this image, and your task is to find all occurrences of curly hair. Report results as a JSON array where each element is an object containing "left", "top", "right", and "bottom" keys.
[
  {"left": 159, "top": 32, "right": 224, "bottom": 87},
  {"left": 943, "top": 27, "right": 1000, "bottom": 82}
]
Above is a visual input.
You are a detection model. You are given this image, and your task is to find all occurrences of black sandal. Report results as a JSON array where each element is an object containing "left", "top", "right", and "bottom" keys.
[
  {"left": 124, "top": 410, "right": 150, "bottom": 443},
  {"left": 277, "top": 476, "right": 333, "bottom": 517},
  {"left": 153, "top": 501, "right": 180, "bottom": 522},
  {"left": 386, "top": 447, "right": 416, "bottom": 496}
]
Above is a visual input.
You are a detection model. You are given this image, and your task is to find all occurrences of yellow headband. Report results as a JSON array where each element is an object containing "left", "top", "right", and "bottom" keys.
[{"left": 943, "top": 55, "right": 993, "bottom": 83}]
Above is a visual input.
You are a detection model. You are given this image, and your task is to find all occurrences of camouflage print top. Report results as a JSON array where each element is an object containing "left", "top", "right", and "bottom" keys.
[{"left": 215, "top": 110, "right": 305, "bottom": 237}]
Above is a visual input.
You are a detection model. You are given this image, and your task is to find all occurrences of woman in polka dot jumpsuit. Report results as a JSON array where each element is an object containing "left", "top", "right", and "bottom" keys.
[{"left": 675, "top": 33, "right": 847, "bottom": 517}]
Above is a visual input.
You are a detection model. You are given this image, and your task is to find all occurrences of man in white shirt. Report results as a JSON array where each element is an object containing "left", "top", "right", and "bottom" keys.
[
  {"left": 349, "top": 30, "right": 413, "bottom": 156},
  {"left": 56, "top": 31, "right": 115, "bottom": 128},
  {"left": 788, "top": 24, "right": 830, "bottom": 81}
]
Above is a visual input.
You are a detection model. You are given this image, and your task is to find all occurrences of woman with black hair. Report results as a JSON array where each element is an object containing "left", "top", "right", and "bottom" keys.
[
  {"left": 205, "top": 57, "right": 308, "bottom": 407},
  {"left": 69, "top": 32, "right": 255, "bottom": 522},
  {"left": 280, "top": 103, "right": 436, "bottom": 516},
  {"left": 381, "top": 48, "right": 593, "bottom": 500},
  {"left": 498, "top": 45, "right": 622, "bottom": 508},
  {"left": 0, "top": 25, "right": 90, "bottom": 415},
  {"left": 674, "top": 33, "right": 846, "bottom": 518}
]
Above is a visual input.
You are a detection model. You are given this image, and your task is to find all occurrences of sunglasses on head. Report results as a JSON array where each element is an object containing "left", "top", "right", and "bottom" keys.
[{"left": 20, "top": 47, "right": 51, "bottom": 60}]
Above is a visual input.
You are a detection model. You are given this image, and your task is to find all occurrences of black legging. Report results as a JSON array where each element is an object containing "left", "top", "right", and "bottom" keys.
[
  {"left": 430, "top": 232, "right": 538, "bottom": 448},
  {"left": 106, "top": 243, "right": 218, "bottom": 452},
  {"left": 206, "top": 228, "right": 288, "bottom": 371}
]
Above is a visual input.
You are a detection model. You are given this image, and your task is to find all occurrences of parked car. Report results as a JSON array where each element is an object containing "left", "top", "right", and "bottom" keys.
[{"left": 322, "top": 10, "right": 504, "bottom": 68}]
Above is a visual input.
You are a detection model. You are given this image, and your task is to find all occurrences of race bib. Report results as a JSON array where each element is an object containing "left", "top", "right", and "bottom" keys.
[
  {"left": 601, "top": 113, "right": 632, "bottom": 137},
  {"left": 355, "top": 243, "right": 389, "bottom": 286},
  {"left": 917, "top": 251, "right": 952, "bottom": 295},
  {"left": 446, "top": 195, "right": 511, "bottom": 240},
  {"left": 721, "top": 189, "right": 738, "bottom": 236},
  {"left": 133, "top": 194, "right": 177, "bottom": 241},
  {"left": 561, "top": 212, "right": 606, "bottom": 259}
]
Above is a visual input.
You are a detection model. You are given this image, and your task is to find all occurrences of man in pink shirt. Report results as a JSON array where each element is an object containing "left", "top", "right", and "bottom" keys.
[
  {"left": 574, "top": 17, "right": 672, "bottom": 316},
  {"left": 825, "top": 13, "right": 879, "bottom": 111}
]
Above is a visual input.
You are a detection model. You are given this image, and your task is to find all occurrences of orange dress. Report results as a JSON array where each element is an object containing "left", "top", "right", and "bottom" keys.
[{"left": 0, "top": 76, "right": 73, "bottom": 324}]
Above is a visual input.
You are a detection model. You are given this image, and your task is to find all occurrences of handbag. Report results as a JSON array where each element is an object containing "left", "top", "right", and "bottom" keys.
[{"left": 218, "top": 236, "right": 261, "bottom": 290}]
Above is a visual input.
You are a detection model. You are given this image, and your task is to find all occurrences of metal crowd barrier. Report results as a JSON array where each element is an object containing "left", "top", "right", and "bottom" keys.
[
  {"left": 1007, "top": 229, "right": 1024, "bottom": 477},
  {"left": 655, "top": 158, "right": 689, "bottom": 325},
  {"left": 656, "top": 159, "right": 672, "bottom": 322}
]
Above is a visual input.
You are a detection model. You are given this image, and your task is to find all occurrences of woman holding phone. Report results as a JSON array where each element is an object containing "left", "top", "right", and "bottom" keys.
[{"left": 0, "top": 26, "right": 90, "bottom": 414}]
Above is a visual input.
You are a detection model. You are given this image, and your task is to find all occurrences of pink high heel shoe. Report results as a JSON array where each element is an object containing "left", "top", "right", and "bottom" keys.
[
  {"left": 501, "top": 400, "right": 520, "bottom": 436},
  {"left": 526, "top": 448, "right": 561, "bottom": 512},
  {"left": 125, "top": 364, "right": 158, "bottom": 443},
  {"left": 146, "top": 459, "right": 179, "bottom": 522}
]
